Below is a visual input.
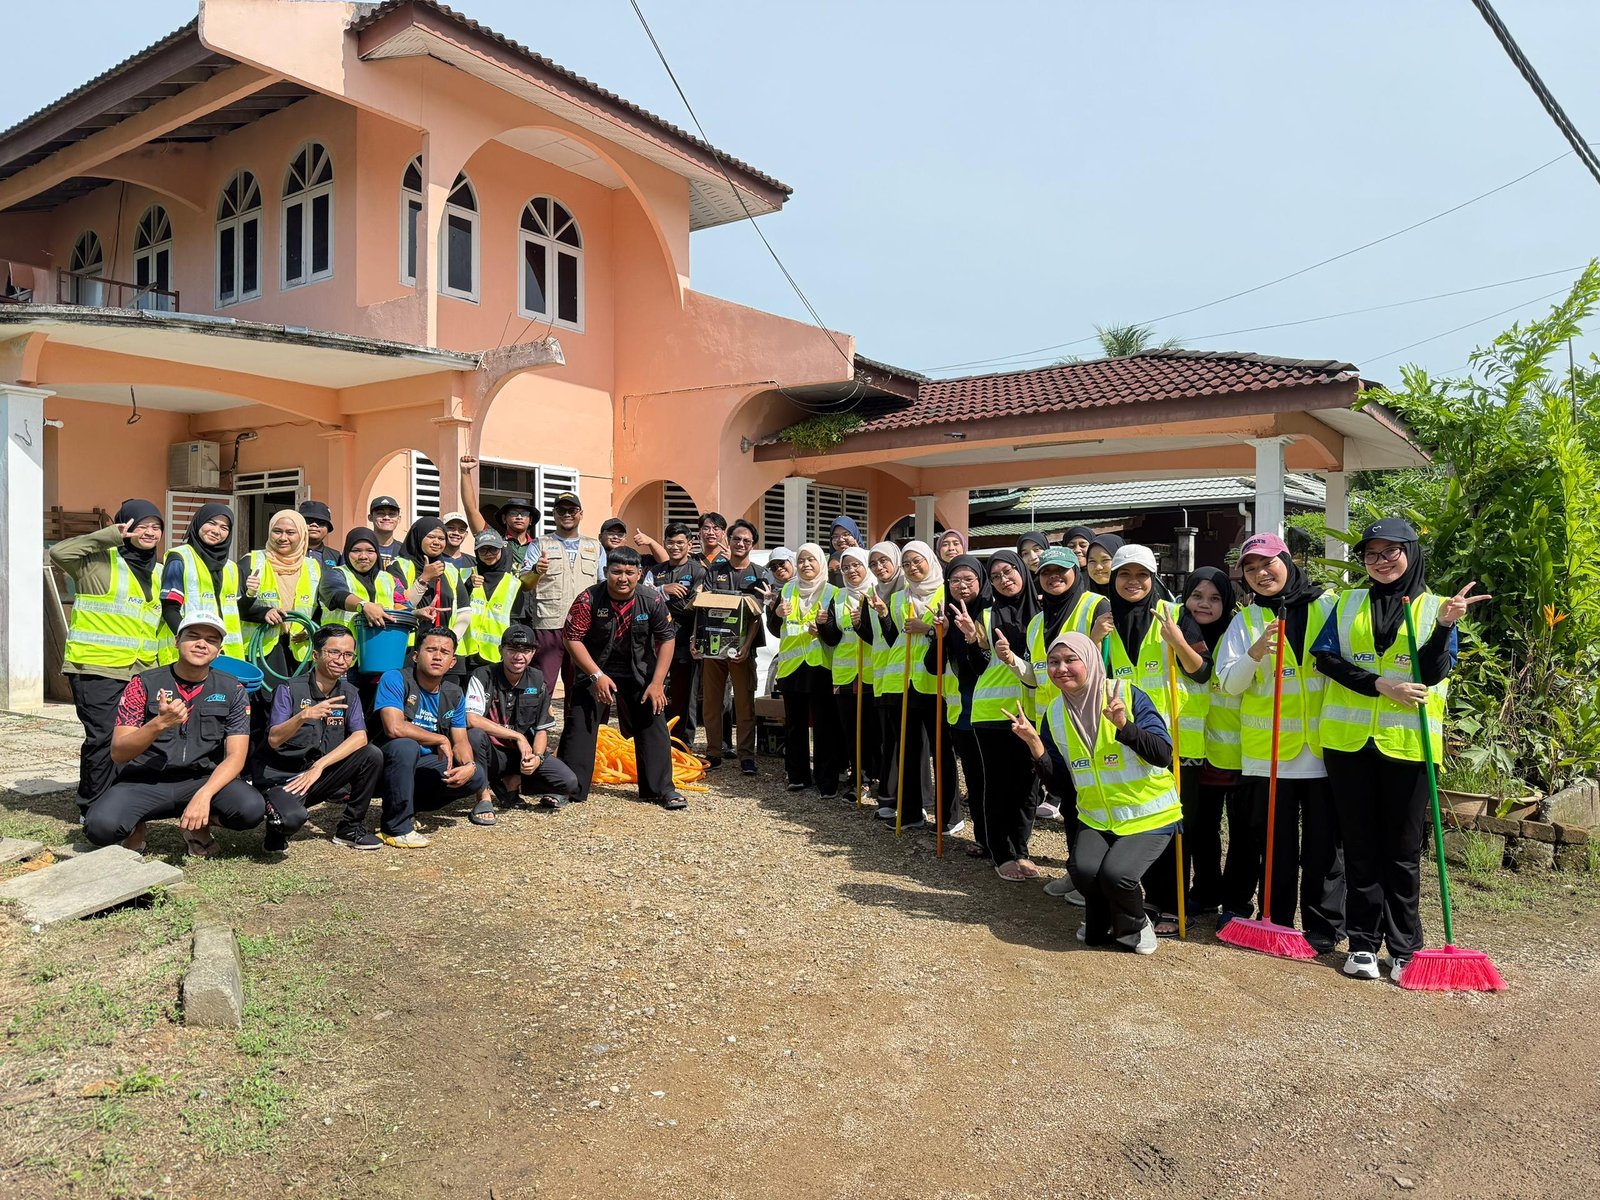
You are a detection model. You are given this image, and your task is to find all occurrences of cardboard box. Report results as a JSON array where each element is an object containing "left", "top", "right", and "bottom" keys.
[{"left": 692, "top": 591, "right": 760, "bottom": 658}]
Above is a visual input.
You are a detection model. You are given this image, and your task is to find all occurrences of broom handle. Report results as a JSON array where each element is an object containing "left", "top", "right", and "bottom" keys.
[
  {"left": 935, "top": 620, "right": 945, "bottom": 859},
  {"left": 894, "top": 600, "right": 915, "bottom": 837},
  {"left": 855, "top": 629, "right": 864, "bottom": 806},
  {"left": 1403, "top": 597, "right": 1455, "bottom": 947},
  {"left": 1166, "top": 640, "right": 1186, "bottom": 941},
  {"left": 1263, "top": 615, "right": 1287, "bottom": 926}
]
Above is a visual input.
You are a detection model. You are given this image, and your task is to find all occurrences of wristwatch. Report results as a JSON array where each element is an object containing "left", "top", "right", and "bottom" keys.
[{"left": 591, "top": 671, "right": 603, "bottom": 682}]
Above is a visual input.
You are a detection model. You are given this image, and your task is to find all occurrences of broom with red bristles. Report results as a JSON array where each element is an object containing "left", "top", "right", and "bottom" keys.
[
  {"left": 1396, "top": 597, "right": 1507, "bottom": 992},
  {"left": 1216, "top": 616, "right": 1317, "bottom": 960}
]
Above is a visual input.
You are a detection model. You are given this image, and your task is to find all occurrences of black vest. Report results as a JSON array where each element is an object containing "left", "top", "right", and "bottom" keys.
[
  {"left": 373, "top": 669, "right": 463, "bottom": 743},
  {"left": 468, "top": 663, "right": 549, "bottom": 735},
  {"left": 577, "top": 584, "right": 666, "bottom": 686},
  {"left": 260, "top": 673, "right": 361, "bottom": 774},
  {"left": 123, "top": 666, "right": 243, "bottom": 779}
]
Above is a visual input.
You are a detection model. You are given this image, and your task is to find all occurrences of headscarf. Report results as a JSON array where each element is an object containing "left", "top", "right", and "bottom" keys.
[
  {"left": 986, "top": 549, "right": 1038, "bottom": 649},
  {"left": 899, "top": 539, "right": 944, "bottom": 613},
  {"left": 839, "top": 547, "right": 874, "bottom": 607},
  {"left": 869, "top": 540, "right": 903, "bottom": 603},
  {"left": 1108, "top": 544, "right": 1163, "bottom": 656},
  {"left": 401, "top": 516, "right": 446, "bottom": 569},
  {"left": 941, "top": 553, "right": 992, "bottom": 624},
  {"left": 1242, "top": 548, "right": 1326, "bottom": 655},
  {"left": 1086, "top": 532, "right": 1124, "bottom": 596},
  {"left": 1016, "top": 530, "right": 1050, "bottom": 555},
  {"left": 1063, "top": 525, "right": 1097, "bottom": 550},
  {"left": 935, "top": 529, "right": 968, "bottom": 561},
  {"left": 1049, "top": 631, "right": 1107, "bottom": 751},
  {"left": 1180, "top": 566, "right": 1235, "bottom": 653},
  {"left": 184, "top": 501, "right": 234, "bottom": 588},
  {"left": 261, "top": 508, "right": 308, "bottom": 584},
  {"left": 114, "top": 498, "right": 162, "bottom": 575},
  {"left": 793, "top": 542, "right": 829, "bottom": 607},
  {"left": 1357, "top": 518, "right": 1427, "bottom": 653},
  {"left": 1038, "top": 551, "right": 1088, "bottom": 639},
  {"left": 829, "top": 515, "right": 864, "bottom": 549},
  {"left": 476, "top": 534, "right": 510, "bottom": 592},
  {"left": 341, "top": 527, "right": 382, "bottom": 594}
]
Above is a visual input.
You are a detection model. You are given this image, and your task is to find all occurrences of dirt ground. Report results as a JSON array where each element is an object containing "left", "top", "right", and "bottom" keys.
[{"left": 3, "top": 708, "right": 1599, "bottom": 1199}]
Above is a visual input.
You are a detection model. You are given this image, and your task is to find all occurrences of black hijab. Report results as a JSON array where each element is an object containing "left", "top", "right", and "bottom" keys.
[
  {"left": 477, "top": 539, "right": 510, "bottom": 591},
  {"left": 1180, "top": 566, "right": 1235, "bottom": 653},
  {"left": 1357, "top": 518, "right": 1427, "bottom": 653},
  {"left": 1244, "top": 551, "right": 1326, "bottom": 653},
  {"left": 1109, "top": 560, "right": 1161, "bottom": 655},
  {"left": 986, "top": 550, "right": 1038, "bottom": 648},
  {"left": 114, "top": 498, "right": 162, "bottom": 573},
  {"left": 401, "top": 517, "right": 446, "bottom": 568},
  {"left": 184, "top": 502, "right": 234, "bottom": 588},
  {"left": 1086, "top": 532, "right": 1124, "bottom": 596},
  {"left": 341, "top": 527, "right": 382, "bottom": 594},
  {"left": 941, "top": 554, "right": 992, "bottom": 623},
  {"left": 1063, "top": 525, "right": 1096, "bottom": 552}
]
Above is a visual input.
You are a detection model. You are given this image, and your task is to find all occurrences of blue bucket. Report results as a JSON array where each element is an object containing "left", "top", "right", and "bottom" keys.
[
  {"left": 354, "top": 610, "right": 419, "bottom": 674},
  {"left": 214, "top": 655, "right": 265, "bottom": 691}
]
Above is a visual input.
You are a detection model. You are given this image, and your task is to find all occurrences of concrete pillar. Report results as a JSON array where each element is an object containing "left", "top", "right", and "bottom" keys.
[
  {"left": 0, "top": 384, "right": 52, "bottom": 712},
  {"left": 1323, "top": 470, "right": 1349, "bottom": 560},
  {"left": 319, "top": 429, "right": 357, "bottom": 531},
  {"left": 782, "top": 476, "right": 810, "bottom": 549},
  {"left": 912, "top": 495, "right": 937, "bottom": 545},
  {"left": 1250, "top": 437, "right": 1289, "bottom": 540},
  {"left": 430, "top": 415, "right": 472, "bottom": 514}
]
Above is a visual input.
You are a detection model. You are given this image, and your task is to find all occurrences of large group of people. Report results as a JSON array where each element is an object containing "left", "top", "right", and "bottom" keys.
[{"left": 52, "top": 470, "right": 1483, "bottom": 978}]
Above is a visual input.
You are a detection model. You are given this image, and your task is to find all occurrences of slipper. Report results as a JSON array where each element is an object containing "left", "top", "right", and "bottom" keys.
[
  {"left": 182, "top": 832, "right": 220, "bottom": 859},
  {"left": 1154, "top": 913, "right": 1180, "bottom": 938},
  {"left": 965, "top": 844, "right": 990, "bottom": 859},
  {"left": 996, "top": 861, "right": 1039, "bottom": 882},
  {"left": 469, "top": 799, "right": 497, "bottom": 827}
]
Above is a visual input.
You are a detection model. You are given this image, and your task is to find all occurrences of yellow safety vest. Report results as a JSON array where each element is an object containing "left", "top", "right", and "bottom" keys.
[
  {"left": 1204, "top": 676, "right": 1243, "bottom": 771},
  {"left": 946, "top": 608, "right": 1025, "bottom": 725},
  {"left": 1024, "top": 591, "right": 1102, "bottom": 718},
  {"left": 1236, "top": 597, "right": 1335, "bottom": 772},
  {"left": 321, "top": 569, "right": 399, "bottom": 632},
  {"left": 157, "top": 545, "right": 244, "bottom": 663},
  {"left": 1319, "top": 591, "right": 1447, "bottom": 763},
  {"left": 1105, "top": 599, "right": 1182, "bottom": 728},
  {"left": 775, "top": 582, "right": 835, "bottom": 678},
  {"left": 1045, "top": 691, "right": 1181, "bottom": 835},
  {"left": 63, "top": 548, "right": 162, "bottom": 670},
  {"left": 868, "top": 602, "right": 904, "bottom": 696},
  {"left": 465, "top": 572, "right": 524, "bottom": 663},
  {"left": 830, "top": 591, "right": 870, "bottom": 687},
  {"left": 241, "top": 552, "right": 321, "bottom": 661},
  {"left": 893, "top": 587, "right": 947, "bottom": 696}
]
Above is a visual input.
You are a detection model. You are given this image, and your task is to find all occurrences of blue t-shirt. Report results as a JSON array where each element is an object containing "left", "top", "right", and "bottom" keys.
[{"left": 373, "top": 669, "right": 466, "bottom": 756}]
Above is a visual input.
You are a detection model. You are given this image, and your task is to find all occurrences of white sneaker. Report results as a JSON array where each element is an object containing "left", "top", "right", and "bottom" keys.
[
  {"left": 1075, "top": 924, "right": 1087, "bottom": 943},
  {"left": 875, "top": 806, "right": 897, "bottom": 821},
  {"left": 378, "top": 829, "right": 431, "bottom": 849},
  {"left": 1035, "top": 801, "right": 1061, "bottom": 820},
  {"left": 1134, "top": 919, "right": 1158, "bottom": 955},
  {"left": 1343, "top": 951, "right": 1381, "bottom": 980},
  {"left": 944, "top": 819, "right": 967, "bottom": 836},
  {"left": 1389, "top": 955, "right": 1411, "bottom": 984}
]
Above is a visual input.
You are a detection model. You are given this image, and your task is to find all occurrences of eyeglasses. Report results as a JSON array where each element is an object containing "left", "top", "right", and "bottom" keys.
[
  {"left": 1362, "top": 546, "right": 1405, "bottom": 565},
  {"left": 322, "top": 648, "right": 356, "bottom": 661}
]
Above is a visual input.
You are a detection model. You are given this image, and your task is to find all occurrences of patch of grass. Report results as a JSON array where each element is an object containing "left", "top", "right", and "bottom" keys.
[
  {"left": 0, "top": 808, "right": 75, "bottom": 844},
  {"left": 187, "top": 858, "right": 333, "bottom": 912},
  {"left": 1460, "top": 831, "right": 1504, "bottom": 880},
  {"left": 181, "top": 1066, "right": 296, "bottom": 1156},
  {"left": 9, "top": 978, "right": 135, "bottom": 1053},
  {"left": 1588, "top": 840, "right": 1600, "bottom": 877}
]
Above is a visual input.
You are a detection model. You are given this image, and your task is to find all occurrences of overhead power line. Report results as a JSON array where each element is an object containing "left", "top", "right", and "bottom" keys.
[
  {"left": 1358, "top": 286, "right": 1570, "bottom": 367},
  {"left": 1470, "top": 0, "right": 1600, "bottom": 188}
]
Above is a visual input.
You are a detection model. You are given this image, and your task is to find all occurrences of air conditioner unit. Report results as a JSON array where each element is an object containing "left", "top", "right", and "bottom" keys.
[{"left": 168, "top": 440, "right": 221, "bottom": 489}]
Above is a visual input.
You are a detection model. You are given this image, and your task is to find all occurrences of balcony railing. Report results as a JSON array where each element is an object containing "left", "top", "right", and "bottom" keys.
[{"left": 56, "top": 269, "right": 180, "bottom": 313}]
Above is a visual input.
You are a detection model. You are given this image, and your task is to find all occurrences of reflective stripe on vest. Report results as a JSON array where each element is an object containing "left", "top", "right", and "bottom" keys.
[
  {"left": 948, "top": 608, "right": 1025, "bottom": 724},
  {"left": 776, "top": 582, "right": 835, "bottom": 677},
  {"left": 1178, "top": 667, "right": 1211, "bottom": 760},
  {"left": 1319, "top": 590, "right": 1447, "bottom": 762},
  {"left": 1045, "top": 693, "right": 1181, "bottom": 835},
  {"left": 870, "top": 605, "right": 906, "bottom": 695},
  {"left": 464, "top": 573, "right": 522, "bottom": 662},
  {"left": 241, "top": 553, "right": 321, "bottom": 660},
  {"left": 64, "top": 548, "right": 163, "bottom": 669},
  {"left": 831, "top": 592, "right": 869, "bottom": 685},
  {"left": 1024, "top": 591, "right": 1101, "bottom": 719},
  {"left": 157, "top": 545, "right": 244, "bottom": 663},
  {"left": 1204, "top": 679, "right": 1243, "bottom": 770},
  {"left": 321, "top": 571, "right": 400, "bottom": 632},
  {"left": 1106, "top": 599, "right": 1180, "bottom": 727},
  {"left": 894, "top": 587, "right": 946, "bottom": 695},
  {"left": 1236, "top": 598, "right": 1334, "bottom": 771}
]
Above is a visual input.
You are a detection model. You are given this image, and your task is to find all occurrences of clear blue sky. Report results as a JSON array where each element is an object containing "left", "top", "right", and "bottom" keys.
[{"left": 5, "top": 0, "right": 1597, "bottom": 384}]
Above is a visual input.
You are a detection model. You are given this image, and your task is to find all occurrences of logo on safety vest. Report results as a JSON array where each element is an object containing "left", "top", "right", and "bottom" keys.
[
  {"left": 1143, "top": 660, "right": 1160, "bottom": 673},
  {"left": 1115, "top": 666, "right": 1133, "bottom": 678},
  {"left": 1102, "top": 752, "right": 1121, "bottom": 767},
  {"left": 1354, "top": 652, "right": 1377, "bottom": 664},
  {"left": 1070, "top": 757, "right": 1092, "bottom": 770},
  {"left": 1282, "top": 666, "right": 1297, "bottom": 678},
  {"left": 1395, "top": 653, "right": 1412, "bottom": 667}
]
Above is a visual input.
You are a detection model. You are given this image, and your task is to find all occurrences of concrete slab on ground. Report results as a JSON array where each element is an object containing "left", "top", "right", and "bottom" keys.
[
  {"left": 0, "top": 837, "right": 45, "bottom": 864},
  {"left": 183, "top": 918, "right": 245, "bottom": 1028},
  {"left": 0, "top": 845, "right": 182, "bottom": 925}
]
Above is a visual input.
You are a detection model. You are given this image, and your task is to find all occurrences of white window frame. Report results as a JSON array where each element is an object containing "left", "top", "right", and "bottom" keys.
[
  {"left": 69, "top": 230, "right": 106, "bottom": 306},
  {"left": 662, "top": 482, "right": 699, "bottom": 533},
  {"left": 400, "top": 155, "right": 423, "bottom": 287},
  {"left": 281, "top": 141, "right": 334, "bottom": 291},
  {"left": 439, "top": 172, "right": 479, "bottom": 303},
  {"left": 132, "top": 205, "right": 174, "bottom": 312},
  {"left": 216, "top": 169, "right": 262, "bottom": 308},
  {"left": 409, "top": 451, "right": 442, "bottom": 519},
  {"left": 517, "top": 196, "right": 584, "bottom": 332},
  {"left": 758, "top": 482, "right": 869, "bottom": 548}
]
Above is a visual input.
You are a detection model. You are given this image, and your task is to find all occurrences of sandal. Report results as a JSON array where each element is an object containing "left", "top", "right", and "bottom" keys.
[
  {"left": 1154, "top": 913, "right": 1180, "bottom": 938},
  {"left": 182, "top": 831, "right": 220, "bottom": 859},
  {"left": 469, "top": 799, "right": 498, "bottom": 827},
  {"left": 997, "top": 860, "right": 1041, "bottom": 882},
  {"left": 965, "top": 844, "right": 990, "bottom": 859}
]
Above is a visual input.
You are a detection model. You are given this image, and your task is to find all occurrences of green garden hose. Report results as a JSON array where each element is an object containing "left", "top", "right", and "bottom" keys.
[{"left": 245, "top": 611, "right": 321, "bottom": 691}]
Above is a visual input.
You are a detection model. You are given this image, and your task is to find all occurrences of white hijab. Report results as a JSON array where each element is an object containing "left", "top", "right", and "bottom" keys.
[
  {"left": 793, "top": 542, "right": 829, "bottom": 606},
  {"left": 839, "top": 546, "right": 873, "bottom": 606},
  {"left": 870, "top": 540, "right": 903, "bottom": 602},
  {"left": 900, "top": 539, "right": 944, "bottom": 613}
]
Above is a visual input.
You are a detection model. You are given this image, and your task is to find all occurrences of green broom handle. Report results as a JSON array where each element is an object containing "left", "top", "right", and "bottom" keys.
[{"left": 1403, "top": 597, "right": 1454, "bottom": 947}]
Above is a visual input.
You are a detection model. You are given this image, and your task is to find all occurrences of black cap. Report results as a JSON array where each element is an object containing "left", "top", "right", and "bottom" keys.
[
  {"left": 600, "top": 517, "right": 627, "bottom": 535},
  {"left": 298, "top": 500, "right": 333, "bottom": 529},
  {"left": 501, "top": 623, "right": 537, "bottom": 649},
  {"left": 550, "top": 491, "right": 582, "bottom": 509},
  {"left": 1354, "top": 517, "right": 1419, "bottom": 552},
  {"left": 369, "top": 495, "right": 401, "bottom": 513},
  {"left": 499, "top": 495, "right": 533, "bottom": 513}
]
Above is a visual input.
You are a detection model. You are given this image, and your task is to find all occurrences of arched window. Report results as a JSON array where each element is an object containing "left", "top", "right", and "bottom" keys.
[
  {"left": 519, "top": 197, "right": 582, "bottom": 329},
  {"left": 440, "top": 171, "right": 478, "bottom": 301},
  {"left": 216, "top": 170, "right": 262, "bottom": 307},
  {"left": 282, "top": 141, "right": 334, "bottom": 289},
  {"left": 68, "top": 230, "right": 105, "bottom": 306},
  {"left": 133, "top": 205, "right": 174, "bottom": 312},
  {"left": 400, "top": 155, "right": 423, "bottom": 286}
]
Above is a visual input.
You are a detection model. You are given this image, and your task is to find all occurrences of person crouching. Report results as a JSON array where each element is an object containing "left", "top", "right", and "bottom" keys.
[{"left": 466, "top": 623, "right": 580, "bottom": 816}]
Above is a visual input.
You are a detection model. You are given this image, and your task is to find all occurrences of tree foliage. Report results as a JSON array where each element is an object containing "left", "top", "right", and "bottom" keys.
[{"left": 1057, "top": 322, "right": 1184, "bottom": 364}]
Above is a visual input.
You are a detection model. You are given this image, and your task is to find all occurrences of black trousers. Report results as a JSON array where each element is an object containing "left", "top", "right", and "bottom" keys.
[
  {"left": 1325, "top": 742, "right": 1431, "bottom": 957},
  {"left": 891, "top": 691, "right": 960, "bottom": 830},
  {"left": 874, "top": 699, "right": 904, "bottom": 803},
  {"left": 954, "top": 725, "right": 1036, "bottom": 864},
  {"left": 665, "top": 650, "right": 697, "bottom": 746},
  {"left": 1220, "top": 774, "right": 1346, "bottom": 952},
  {"left": 378, "top": 740, "right": 488, "bottom": 836},
  {"left": 559, "top": 677, "right": 675, "bottom": 802},
  {"left": 69, "top": 673, "right": 126, "bottom": 807},
  {"left": 1144, "top": 765, "right": 1233, "bottom": 915},
  {"left": 84, "top": 775, "right": 266, "bottom": 846},
  {"left": 466, "top": 728, "right": 581, "bottom": 800},
  {"left": 1069, "top": 822, "right": 1173, "bottom": 949},
  {"left": 258, "top": 744, "right": 385, "bottom": 838},
  {"left": 780, "top": 664, "right": 843, "bottom": 792},
  {"left": 834, "top": 680, "right": 879, "bottom": 792}
]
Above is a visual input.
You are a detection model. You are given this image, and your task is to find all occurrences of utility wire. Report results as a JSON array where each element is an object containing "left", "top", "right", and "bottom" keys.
[
  {"left": 1470, "top": 0, "right": 1600, "bottom": 188},
  {"left": 626, "top": 0, "right": 855, "bottom": 390},
  {"left": 920, "top": 149, "right": 1573, "bottom": 374},
  {"left": 1358, "top": 286, "right": 1570, "bottom": 366}
]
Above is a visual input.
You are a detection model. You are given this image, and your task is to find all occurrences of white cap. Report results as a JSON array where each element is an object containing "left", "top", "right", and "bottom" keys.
[
  {"left": 177, "top": 610, "right": 228, "bottom": 637},
  {"left": 769, "top": 546, "right": 795, "bottom": 564},
  {"left": 1109, "top": 543, "right": 1159, "bottom": 576},
  {"left": 441, "top": 510, "right": 470, "bottom": 527}
]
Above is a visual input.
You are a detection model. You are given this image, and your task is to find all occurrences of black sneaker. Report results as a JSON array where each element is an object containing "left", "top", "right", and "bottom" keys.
[
  {"left": 263, "top": 827, "right": 289, "bottom": 854},
  {"left": 331, "top": 828, "right": 381, "bottom": 851},
  {"left": 661, "top": 793, "right": 689, "bottom": 811},
  {"left": 704, "top": 756, "right": 723, "bottom": 771},
  {"left": 740, "top": 759, "right": 758, "bottom": 775}
]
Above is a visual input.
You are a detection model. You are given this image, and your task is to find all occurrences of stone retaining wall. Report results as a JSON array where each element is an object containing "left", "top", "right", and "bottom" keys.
[{"left": 1442, "top": 781, "right": 1596, "bottom": 873}]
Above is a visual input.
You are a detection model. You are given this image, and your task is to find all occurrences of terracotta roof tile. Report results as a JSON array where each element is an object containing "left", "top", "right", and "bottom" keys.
[{"left": 859, "top": 350, "right": 1362, "bottom": 434}]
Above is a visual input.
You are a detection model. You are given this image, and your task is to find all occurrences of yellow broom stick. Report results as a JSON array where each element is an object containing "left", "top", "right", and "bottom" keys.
[
  {"left": 1166, "top": 642, "right": 1187, "bottom": 942},
  {"left": 894, "top": 600, "right": 916, "bottom": 837},
  {"left": 934, "top": 619, "right": 945, "bottom": 859}
]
